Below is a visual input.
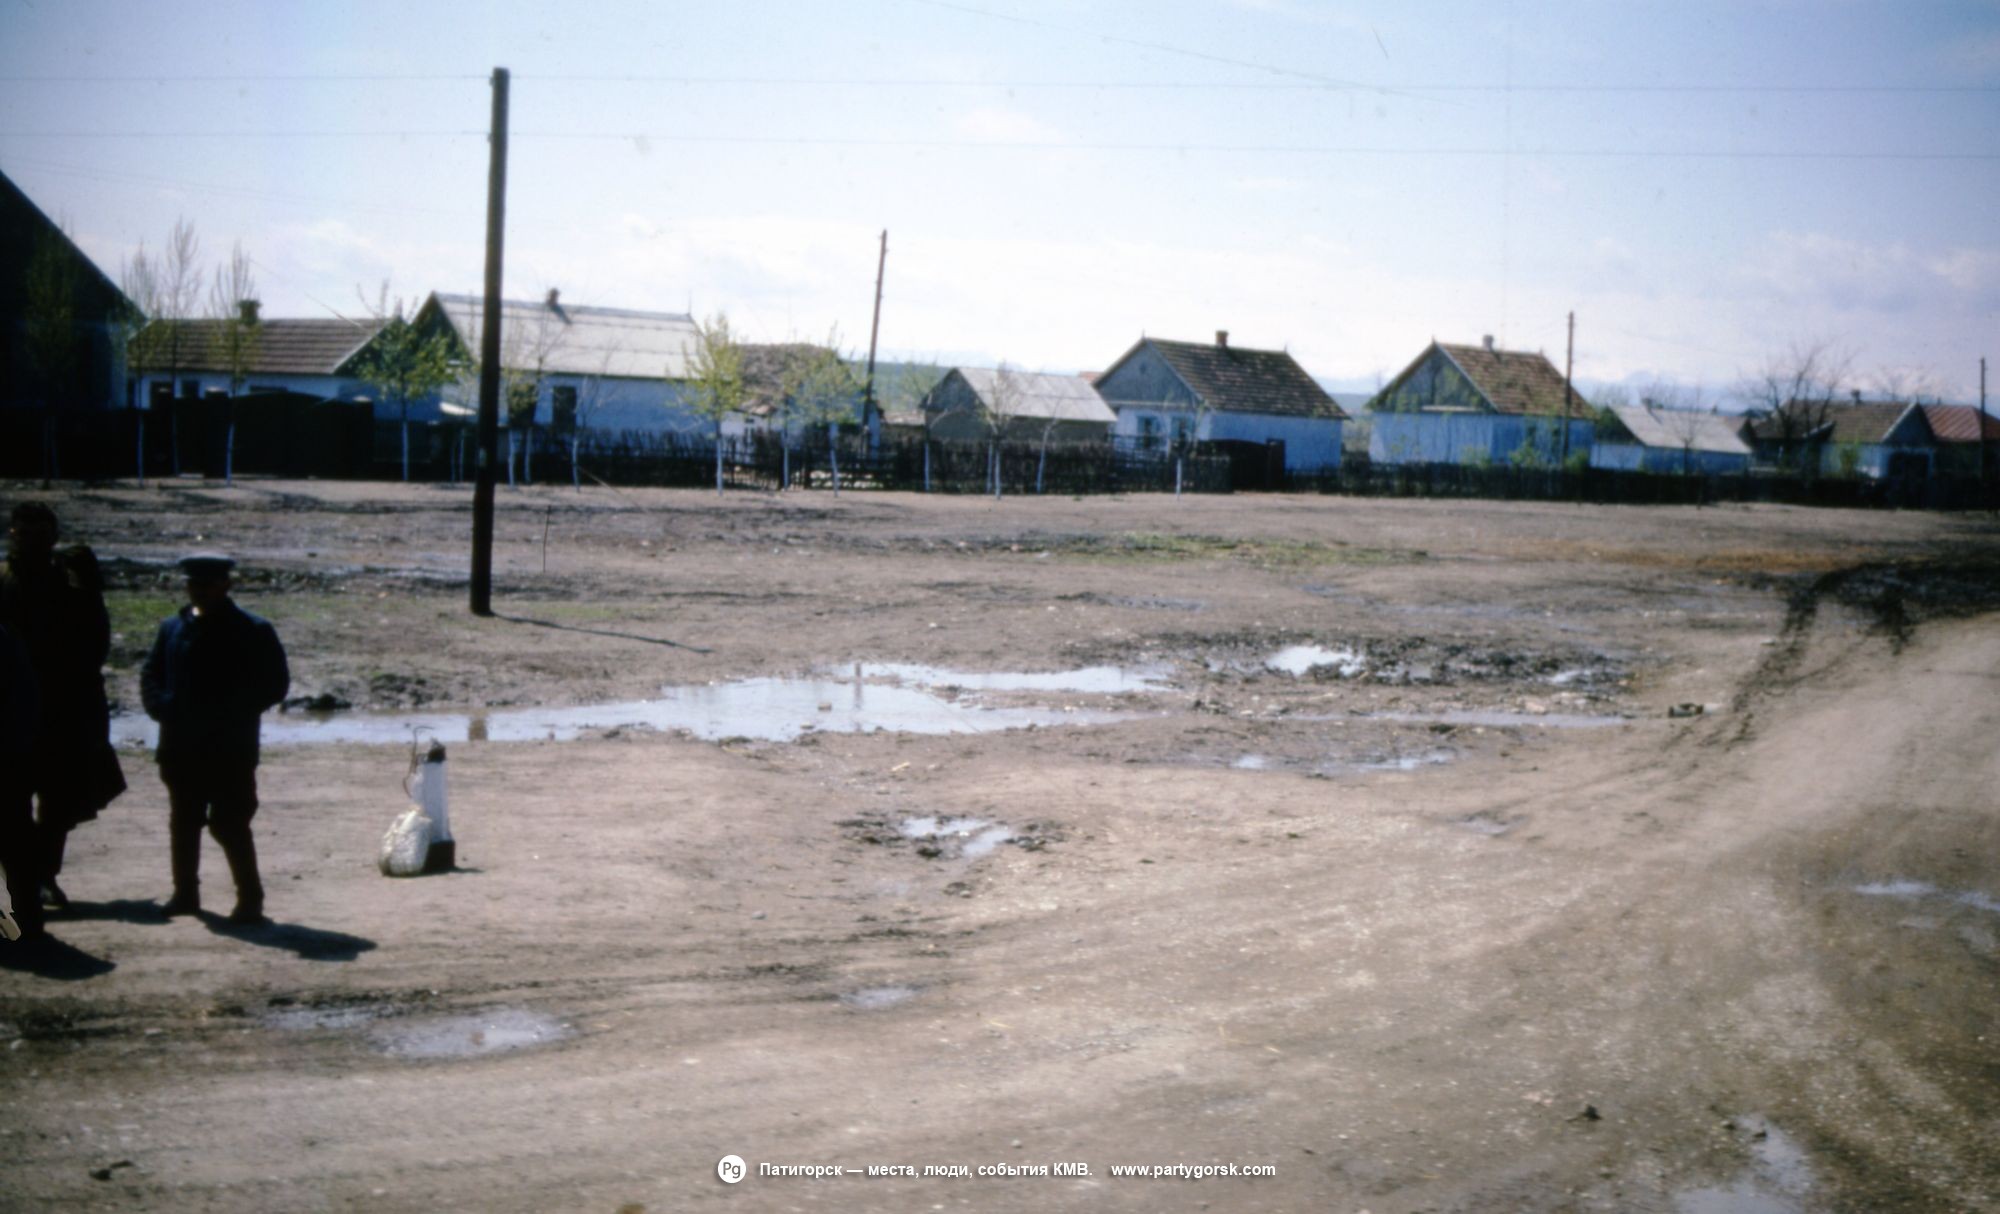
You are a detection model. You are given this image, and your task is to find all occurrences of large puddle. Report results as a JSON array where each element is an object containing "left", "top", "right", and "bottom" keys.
[
  {"left": 899, "top": 815, "right": 1017, "bottom": 859},
  {"left": 110, "top": 663, "right": 1167, "bottom": 747},
  {"left": 1854, "top": 880, "right": 2000, "bottom": 916},
  {"left": 372, "top": 1009, "right": 574, "bottom": 1059},
  {"left": 1674, "top": 1116, "right": 1814, "bottom": 1214}
]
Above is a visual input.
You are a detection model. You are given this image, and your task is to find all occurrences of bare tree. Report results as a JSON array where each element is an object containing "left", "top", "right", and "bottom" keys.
[
  {"left": 683, "top": 312, "right": 746, "bottom": 496},
  {"left": 979, "top": 363, "right": 1025, "bottom": 499},
  {"left": 1639, "top": 381, "right": 1713, "bottom": 476},
  {"left": 117, "top": 248, "right": 160, "bottom": 482},
  {"left": 564, "top": 345, "right": 619, "bottom": 491},
  {"left": 125, "top": 218, "right": 202, "bottom": 476},
  {"left": 205, "top": 241, "right": 261, "bottom": 485},
  {"left": 1738, "top": 338, "right": 1853, "bottom": 477},
  {"left": 1870, "top": 366, "right": 1945, "bottom": 406}
]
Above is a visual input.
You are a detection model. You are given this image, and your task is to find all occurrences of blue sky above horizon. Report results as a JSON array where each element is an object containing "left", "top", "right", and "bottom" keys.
[{"left": 3, "top": 0, "right": 1996, "bottom": 401}]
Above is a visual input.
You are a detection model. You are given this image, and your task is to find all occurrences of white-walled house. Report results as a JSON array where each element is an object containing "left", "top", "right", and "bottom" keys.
[
  {"left": 420, "top": 291, "right": 707, "bottom": 436},
  {"left": 1095, "top": 332, "right": 1347, "bottom": 472}
]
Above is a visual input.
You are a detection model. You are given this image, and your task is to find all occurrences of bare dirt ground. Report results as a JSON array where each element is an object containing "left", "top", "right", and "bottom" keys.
[{"left": 3, "top": 478, "right": 1997, "bottom": 1213}]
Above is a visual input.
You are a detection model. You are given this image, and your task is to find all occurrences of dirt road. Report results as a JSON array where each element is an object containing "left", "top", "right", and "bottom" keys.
[{"left": 2, "top": 480, "right": 1996, "bottom": 1212}]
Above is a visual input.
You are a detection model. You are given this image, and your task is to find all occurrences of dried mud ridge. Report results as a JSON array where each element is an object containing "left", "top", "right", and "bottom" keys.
[{"left": 1731, "top": 554, "right": 2000, "bottom": 732}]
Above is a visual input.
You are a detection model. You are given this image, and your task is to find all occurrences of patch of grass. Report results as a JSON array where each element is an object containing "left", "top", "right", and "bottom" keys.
[
  {"left": 1056, "top": 532, "right": 1411, "bottom": 569},
  {"left": 105, "top": 593, "right": 180, "bottom": 643}
]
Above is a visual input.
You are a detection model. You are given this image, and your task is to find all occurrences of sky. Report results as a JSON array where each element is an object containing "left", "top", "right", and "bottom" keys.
[{"left": 3, "top": 0, "right": 1997, "bottom": 402}]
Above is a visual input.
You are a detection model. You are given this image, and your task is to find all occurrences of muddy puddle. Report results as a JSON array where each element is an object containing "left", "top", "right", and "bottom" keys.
[
  {"left": 372, "top": 1009, "right": 574, "bottom": 1059},
  {"left": 262, "top": 1000, "right": 573, "bottom": 1059},
  {"left": 1224, "top": 750, "right": 1455, "bottom": 777},
  {"left": 899, "top": 816, "right": 1017, "bottom": 859},
  {"left": 1674, "top": 1115, "right": 1815, "bottom": 1214},
  {"left": 1854, "top": 880, "right": 2000, "bottom": 915},
  {"left": 1354, "top": 709, "right": 1631, "bottom": 730},
  {"left": 838, "top": 986, "right": 920, "bottom": 1011},
  {"left": 109, "top": 663, "right": 1167, "bottom": 747}
]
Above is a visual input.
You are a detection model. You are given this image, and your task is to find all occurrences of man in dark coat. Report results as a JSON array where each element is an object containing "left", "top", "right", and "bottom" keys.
[
  {"left": 0, "top": 502, "right": 127, "bottom": 910},
  {"left": 140, "top": 553, "right": 289, "bottom": 925},
  {"left": 1, "top": 620, "right": 44, "bottom": 942}
]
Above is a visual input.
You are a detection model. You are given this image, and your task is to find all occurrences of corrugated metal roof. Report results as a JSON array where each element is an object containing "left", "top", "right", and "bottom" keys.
[
  {"left": 1605, "top": 403, "right": 1752, "bottom": 456},
  {"left": 950, "top": 367, "right": 1117, "bottom": 424},
  {"left": 1920, "top": 403, "right": 2000, "bottom": 443},
  {"left": 430, "top": 293, "right": 699, "bottom": 380},
  {"left": 1128, "top": 337, "right": 1347, "bottom": 419},
  {"left": 132, "top": 317, "right": 384, "bottom": 376},
  {"left": 1435, "top": 342, "right": 1592, "bottom": 417}
]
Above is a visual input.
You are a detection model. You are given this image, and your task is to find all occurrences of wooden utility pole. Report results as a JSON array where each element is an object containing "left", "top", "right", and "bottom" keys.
[
  {"left": 1559, "top": 310, "right": 1575, "bottom": 468},
  {"left": 470, "top": 67, "right": 510, "bottom": 617},
  {"left": 1981, "top": 356, "right": 1990, "bottom": 497},
  {"left": 862, "top": 230, "right": 887, "bottom": 443}
]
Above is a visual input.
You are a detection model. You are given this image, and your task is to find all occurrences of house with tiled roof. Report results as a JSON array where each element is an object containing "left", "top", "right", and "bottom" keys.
[
  {"left": 1744, "top": 396, "right": 1935, "bottom": 479},
  {"left": 1918, "top": 404, "right": 1999, "bottom": 478},
  {"left": 1094, "top": 331, "right": 1348, "bottom": 472},
  {"left": 128, "top": 307, "right": 386, "bottom": 412},
  {"left": 923, "top": 366, "right": 1116, "bottom": 444},
  {"left": 1367, "top": 336, "right": 1594, "bottom": 467}
]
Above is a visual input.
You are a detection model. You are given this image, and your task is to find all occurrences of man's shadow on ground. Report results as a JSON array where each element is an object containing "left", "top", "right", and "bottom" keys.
[
  {"left": 52, "top": 898, "right": 170, "bottom": 925},
  {"left": 197, "top": 912, "right": 376, "bottom": 961},
  {"left": 0, "top": 934, "right": 116, "bottom": 980}
]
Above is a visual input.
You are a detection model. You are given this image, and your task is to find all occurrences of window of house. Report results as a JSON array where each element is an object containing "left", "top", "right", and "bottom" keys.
[
  {"left": 1137, "top": 415, "right": 1161, "bottom": 449},
  {"left": 552, "top": 385, "right": 579, "bottom": 432},
  {"left": 181, "top": 378, "right": 200, "bottom": 399}
]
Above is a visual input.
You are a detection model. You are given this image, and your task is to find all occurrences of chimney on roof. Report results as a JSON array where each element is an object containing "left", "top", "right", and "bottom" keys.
[
  {"left": 1482, "top": 334, "right": 1495, "bottom": 352},
  {"left": 546, "top": 287, "right": 561, "bottom": 308},
  {"left": 238, "top": 299, "right": 260, "bottom": 325},
  {"left": 1215, "top": 330, "right": 1229, "bottom": 349}
]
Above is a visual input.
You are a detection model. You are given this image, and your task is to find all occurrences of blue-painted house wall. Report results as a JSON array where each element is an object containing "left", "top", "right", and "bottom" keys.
[
  {"left": 1099, "top": 342, "right": 1343, "bottom": 472},
  {"left": 1590, "top": 442, "right": 1750, "bottom": 475},
  {"left": 1370, "top": 411, "right": 1592, "bottom": 467}
]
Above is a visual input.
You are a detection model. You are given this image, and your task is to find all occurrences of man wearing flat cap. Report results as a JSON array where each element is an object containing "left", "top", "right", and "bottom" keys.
[{"left": 140, "top": 553, "right": 290, "bottom": 925}]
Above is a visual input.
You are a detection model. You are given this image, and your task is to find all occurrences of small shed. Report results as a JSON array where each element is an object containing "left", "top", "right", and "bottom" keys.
[
  {"left": 923, "top": 367, "right": 1116, "bottom": 444},
  {"left": 1745, "top": 398, "right": 1936, "bottom": 479},
  {"left": 1591, "top": 402, "right": 1752, "bottom": 475}
]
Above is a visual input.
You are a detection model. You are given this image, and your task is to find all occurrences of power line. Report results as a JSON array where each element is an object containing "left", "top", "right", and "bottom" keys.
[
  {"left": 4, "top": 70, "right": 1991, "bottom": 94},
  {"left": 4, "top": 130, "right": 1993, "bottom": 160}
]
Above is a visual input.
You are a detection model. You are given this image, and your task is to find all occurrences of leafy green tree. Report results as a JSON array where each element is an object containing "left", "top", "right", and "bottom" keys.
[
  {"left": 683, "top": 312, "right": 746, "bottom": 496},
  {"left": 125, "top": 217, "right": 202, "bottom": 476},
  {"left": 353, "top": 284, "right": 461, "bottom": 482},
  {"left": 783, "top": 331, "right": 858, "bottom": 496}
]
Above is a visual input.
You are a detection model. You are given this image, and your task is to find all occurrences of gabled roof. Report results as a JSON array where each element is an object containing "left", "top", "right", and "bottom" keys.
[
  {"left": 1, "top": 169, "right": 133, "bottom": 322},
  {"left": 427, "top": 292, "right": 699, "bottom": 380},
  {"left": 934, "top": 367, "right": 1116, "bottom": 425},
  {"left": 1604, "top": 402, "right": 1752, "bottom": 456},
  {"left": 1103, "top": 336, "right": 1346, "bottom": 419},
  {"left": 1748, "top": 399, "right": 1931, "bottom": 445},
  {"left": 131, "top": 316, "right": 384, "bottom": 376},
  {"left": 1919, "top": 403, "right": 2000, "bottom": 443},
  {"left": 1432, "top": 341, "right": 1590, "bottom": 417}
]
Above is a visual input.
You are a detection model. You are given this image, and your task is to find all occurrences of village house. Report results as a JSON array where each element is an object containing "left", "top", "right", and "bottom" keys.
[
  {"left": 1368, "top": 337, "right": 1594, "bottom": 467},
  {"left": 736, "top": 342, "right": 869, "bottom": 442},
  {"left": 1917, "top": 403, "right": 2000, "bottom": 479},
  {"left": 1095, "top": 332, "right": 1346, "bottom": 473},
  {"left": 2, "top": 169, "right": 135, "bottom": 413},
  {"left": 1743, "top": 396, "right": 1936, "bottom": 479},
  {"left": 127, "top": 306, "right": 385, "bottom": 412},
  {"left": 922, "top": 367, "right": 1117, "bottom": 444},
  {"left": 1591, "top": 400, "right": 1753, "bottom": 476},
  {"left": 418, "top": 290, "right": 703, "bottom": 435}
]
